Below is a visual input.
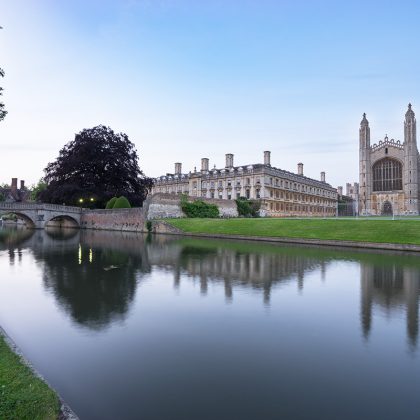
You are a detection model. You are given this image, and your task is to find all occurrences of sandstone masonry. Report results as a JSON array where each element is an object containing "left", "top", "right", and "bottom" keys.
[{"left": 152, "top": 151, "right": 337, "bottom": 217}]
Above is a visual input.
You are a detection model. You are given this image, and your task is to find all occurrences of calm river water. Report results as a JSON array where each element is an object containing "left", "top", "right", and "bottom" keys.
[{"left": 0, "top": 228, "right": 419, "bottom": 420}]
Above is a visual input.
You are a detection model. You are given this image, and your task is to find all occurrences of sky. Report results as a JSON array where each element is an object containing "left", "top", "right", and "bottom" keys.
[{"left": 0, "top": 0, "right": 419, "bottom": 188}]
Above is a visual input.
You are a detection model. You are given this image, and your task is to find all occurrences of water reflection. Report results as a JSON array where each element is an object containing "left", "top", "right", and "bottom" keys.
[
  {"left": 0, "top": 226, "right": 35, "bottom": 249},
  {"left": 1, "top": 227, "right": 419, "bottom": 349},
  {"left": 361, "top": 263, "right": 419, "bottom": 348},
  {"left": 147, "top": 239, "right": 331, "bottom": 303}
]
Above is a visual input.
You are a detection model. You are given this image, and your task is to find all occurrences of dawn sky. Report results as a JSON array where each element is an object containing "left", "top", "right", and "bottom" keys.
[{"left": 1, "top": 0, "right": 419, "bottom": 188}]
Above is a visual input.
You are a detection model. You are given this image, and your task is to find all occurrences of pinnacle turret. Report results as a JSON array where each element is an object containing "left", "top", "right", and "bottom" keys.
[
  {"left": 405, "top": 103, "right": 415, "bottom": 120},
  {"left": 360, "top": 113, "right": 369, "bottom": 127}
]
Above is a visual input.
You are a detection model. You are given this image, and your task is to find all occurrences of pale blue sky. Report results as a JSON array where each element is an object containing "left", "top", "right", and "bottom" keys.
[{"left": 0, "top": 0, "right": 419, "bottom": 187}]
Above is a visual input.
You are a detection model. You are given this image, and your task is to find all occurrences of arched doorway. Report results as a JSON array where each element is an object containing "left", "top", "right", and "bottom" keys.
[{"left": 382, "top": 201, "right": 393, "bottom": 216}]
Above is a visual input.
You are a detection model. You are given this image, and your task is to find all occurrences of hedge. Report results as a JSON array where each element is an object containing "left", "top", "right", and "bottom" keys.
[
  {"left": 105, "top": 197, "right": 118, "bottom": 209},
  {"left": 113, "top": 196, "right": 131, "bottom": 209},
  {"left": 181, "top": 197, "right": 219, "bottom": 218}
]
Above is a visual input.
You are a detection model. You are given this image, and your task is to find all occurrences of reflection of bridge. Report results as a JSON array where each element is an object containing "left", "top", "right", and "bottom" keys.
[{"left": 0, "top": 202, "right": 81, "bottom": 229}]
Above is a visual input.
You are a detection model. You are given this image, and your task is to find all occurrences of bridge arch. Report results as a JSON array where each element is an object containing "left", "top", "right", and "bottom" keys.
[
  {"left": 45, "top": 215, "right": 80, "bottom": 229},
  {"left": 0, "top": 211, "right": 36, "bottom": 228},
  {"left": 0, "top": 203, "right": 82, "bottom": 229}
]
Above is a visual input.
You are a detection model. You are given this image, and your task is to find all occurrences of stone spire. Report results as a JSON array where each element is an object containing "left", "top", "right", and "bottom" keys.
[
  {"left": 360, "top": 112, "right": 369, "bottom": 127},
  {"left": 403, "top": 103, "right": 418, "bottom": 214},
  {"left": 359, "top": 112, "right": 371, "bottom": 215},
  {"left": 404, "top": 103, "right": 416, "bottom": 144},
  {"left": 359, "top": 113, "right": 370, "bottom": 149},
  {"left": 405, "top": 103, "right": 415, "bottom": 120}
]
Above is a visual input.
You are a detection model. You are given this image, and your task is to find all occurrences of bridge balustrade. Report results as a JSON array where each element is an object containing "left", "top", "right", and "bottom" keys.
[{"left": 0, "top": 202, "right": 82, "bottom": 213}]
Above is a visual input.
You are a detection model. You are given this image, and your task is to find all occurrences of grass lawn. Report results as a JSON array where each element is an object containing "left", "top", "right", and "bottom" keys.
[
  {"left": 0, "top": 335, "right": 60, "bottom": 420},
  {"left": 166, "top": 218, "right": 420, "bottom": 245}
]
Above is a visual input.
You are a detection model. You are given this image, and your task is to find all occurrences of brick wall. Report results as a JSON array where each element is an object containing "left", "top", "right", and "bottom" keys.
[{"left": 80, "top": 208, "right": 146, "bottom": 232}]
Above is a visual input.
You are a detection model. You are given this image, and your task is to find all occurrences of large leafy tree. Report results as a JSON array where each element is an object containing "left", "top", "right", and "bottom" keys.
[
  {"left": 0, "top": 26, "right": 6, "bottom": 122},
  {"left": 30, "top": 178, "right": 47, "bottom": 201},
  {"left": 40, "top": 125, "right": 153, "bottom": 207}
]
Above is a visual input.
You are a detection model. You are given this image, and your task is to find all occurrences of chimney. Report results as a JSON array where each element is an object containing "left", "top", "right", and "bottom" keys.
[
  {"left": 20, "top": 180, "right": 25, "bottom": 190},
  {"left": 174, "top": 162, "right": 182, "bottom": 175},
  {"left": 225, "top": 153, "right": 234, "bottom": 168},
  {"left": 321, "top": 171, "right": 325, "bottom": 182},
  {"left": 297, "top": 163, "right": 303, "bottom": 176},
  {"left": 264, "top": 151, "right": 271, "bottom": 166},
  {"left": 201, "top": 158, "right": 209, "bottom": 172},
  {"left": 338, "top": 186, "right": 343, "bottom": 196},
  {"left": 11, "top": 178, "right": 17, "bottom": 192}
]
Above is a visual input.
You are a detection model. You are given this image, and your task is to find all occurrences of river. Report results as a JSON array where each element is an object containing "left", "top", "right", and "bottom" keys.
[{"left": 0, "top": 228, "right": 419, "bottom": 420}]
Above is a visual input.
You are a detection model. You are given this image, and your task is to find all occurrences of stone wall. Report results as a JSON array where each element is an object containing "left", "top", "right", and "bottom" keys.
[
  {"left": 80, "top": 208, "right": 146, "bottom": 232},
  {"left": 196, "top": 197, "right": 238, "bottom": 218},
  {"left": 145, "top": 193, "right": 184, "bottom": 219},
  {"left": 146, "top": 193, "right": 238, "bottom": 219},
  {"left": 0, "top": 194, "right": 240, "bottom": 233}
]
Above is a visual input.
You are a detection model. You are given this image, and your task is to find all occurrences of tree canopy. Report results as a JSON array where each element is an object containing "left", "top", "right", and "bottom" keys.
[
  {"left": 30, "top": 179, "right": 47, "bottom": 201},
  {"left": 39, "top": 125, "right": 153, "bottom": 207}
]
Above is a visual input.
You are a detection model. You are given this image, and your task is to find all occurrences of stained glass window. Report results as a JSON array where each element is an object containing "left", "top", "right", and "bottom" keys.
[{"left": 372, "top": 158, "right": 402, "bottom": 191}]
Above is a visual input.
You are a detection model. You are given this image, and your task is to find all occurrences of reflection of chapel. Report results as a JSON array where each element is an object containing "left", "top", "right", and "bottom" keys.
[
  {"left": 359, "top": 104, "right": 418, "bottom": 215},
  {"left": 360, "top": 263, "right": 419, "bottom": 348}
]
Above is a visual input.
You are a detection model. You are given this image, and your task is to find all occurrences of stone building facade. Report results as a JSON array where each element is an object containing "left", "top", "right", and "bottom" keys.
[
  {"left": 346, "top": 182, "right": 359, "bottom": 203},
  {"left": 152, "top": 151, "right": 337, "bottom": 217},
  {"left": 359, "top": 104, "right": 418, "bottom": 215},
  {"left": 0, "top": 178, "right": 29, "bottom": 202}
]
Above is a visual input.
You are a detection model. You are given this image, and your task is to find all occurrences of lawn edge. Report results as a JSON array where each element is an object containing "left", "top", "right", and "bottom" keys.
[
  {"left": 159, "top": 221, "right": 420, "bottom": 253},
  {"left": 0, "top": 325, "right": 79, "bottom": 420}
]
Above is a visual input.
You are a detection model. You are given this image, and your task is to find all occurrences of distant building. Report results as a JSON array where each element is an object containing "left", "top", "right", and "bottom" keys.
[
  {"left": 336, "top": 182, "right": 359, "bottom": 216},
  {"left": 359, "top": 104, "right": 418, "bottom": 215},
  {"left": 0, "top": 178, "right": 29, "bottom": 202},
  {"left": 152, "top": 151, "right": 337, "bottom": 217},
  {"left": 346, "top": 182, "right": 359, "bottom": 202}
]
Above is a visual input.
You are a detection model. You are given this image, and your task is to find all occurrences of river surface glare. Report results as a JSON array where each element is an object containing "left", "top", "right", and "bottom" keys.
[{"left": 0, "top": 228, "right": 419, "bottom": 420}]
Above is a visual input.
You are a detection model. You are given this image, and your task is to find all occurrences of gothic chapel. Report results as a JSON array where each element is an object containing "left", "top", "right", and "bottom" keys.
[{"left": 359, "top": 104, "right": 419, "bottom": 215}]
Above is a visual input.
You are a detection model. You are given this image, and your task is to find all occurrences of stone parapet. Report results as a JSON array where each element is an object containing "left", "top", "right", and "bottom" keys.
[{"left": 80, "top": 208, "right": 146, "bottom": 232}]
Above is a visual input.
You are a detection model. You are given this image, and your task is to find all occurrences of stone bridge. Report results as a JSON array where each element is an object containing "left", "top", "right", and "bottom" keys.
[{"left": 0, "top": 202, "right": 82, "bottom": 229}]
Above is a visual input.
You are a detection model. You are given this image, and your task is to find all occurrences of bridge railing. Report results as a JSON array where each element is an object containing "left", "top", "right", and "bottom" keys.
[{"left": 0, "top": 202, "right": 82, "bottom": 213}]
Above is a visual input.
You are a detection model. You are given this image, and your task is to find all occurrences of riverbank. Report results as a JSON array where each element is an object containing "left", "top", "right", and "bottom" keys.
[
  {"left": 165, "top": 218, "right": 420, "bottom": 250},
  {"left": 0, "top": 328, "right": 78, "bottom": 420}
]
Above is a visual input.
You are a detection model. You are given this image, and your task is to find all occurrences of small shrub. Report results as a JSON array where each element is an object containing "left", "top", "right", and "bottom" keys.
[
  {"left": 113, "top": 196, "right": 131, "bottom": 209},
  {"left": 105, "top": 197, "right": 117, "bottom": 209},
  {"left": 146, "top": 220, "right": 152, "bottom": 233},
  {"left": 181, "top": 197, "right": 219, "bottom": 218},
  {"left": 236, "top": 197, "right": 261, "bottom": 217}
]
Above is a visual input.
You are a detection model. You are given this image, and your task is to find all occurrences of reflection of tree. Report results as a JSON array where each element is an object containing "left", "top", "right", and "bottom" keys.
[
  {"left": 40, "top": 245, "right": 143, "bottom": 331},
  {"left": 361, "top": 263, "right": 420, "bottom": 349},
  {"left": 24, "top": 230, "right": 151, "bottom": 331}
]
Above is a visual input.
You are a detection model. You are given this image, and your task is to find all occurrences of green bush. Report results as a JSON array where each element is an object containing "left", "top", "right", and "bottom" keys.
[
  {"left": 105, "top": 197, "right": 117, "bottom": 209},
  {"left": 146, "top": 220, "right": 152, "bottom": 233},
  {"left": 113, "top": 196, "right": 131, "bottom": 209},
  {"left": 235, "top": 197, "right": 261, "bottom": 217},
  {"left": 181, "top": 196, "right": 219, "bottom": 218}
]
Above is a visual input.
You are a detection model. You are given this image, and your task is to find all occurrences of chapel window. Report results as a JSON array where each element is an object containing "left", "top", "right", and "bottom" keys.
[{"left": 372, "top": 158, "right": 402, "bottom": 191}]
